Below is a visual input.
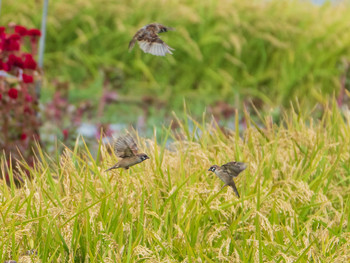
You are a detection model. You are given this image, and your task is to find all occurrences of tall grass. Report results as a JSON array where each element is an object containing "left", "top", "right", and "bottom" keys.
[
  {"left": 1, "top": 104, "right": 350, "bottom": 262},
  {"left": 2, "top": 0, "right": 350, "bottom": 112}
]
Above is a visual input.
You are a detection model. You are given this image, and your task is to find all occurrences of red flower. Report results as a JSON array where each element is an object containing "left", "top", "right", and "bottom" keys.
[
  {"left": 22, "top": 74, "right": 34, "bottom": 83},
  {"left": 8, "top": 88, "right": 18, "bottom": 99},
  {"left": 0, "top": 93, "right": 2, "bottom": 100},
  {"left": 7, "top": 40, "right": 20, "bottom": 51},
  {"left": 25, "top": 94, "right": 33, "bottom": 102},
  {"left": 2, "top": 37, "right": 20, "bottom": 51},
  {"left": 23, "top": 54, "right": 37, "bottom": 70},
  {"left": 0, "top": 27, "right": 5, "bottom": 39},
  {"left": 20, "top": 133, "right": 27, "bottom": 140},
  {"left": 62, "top": 129, "right": 69, "bottom": 140},
  {"left": 9, "top": 34, "right": 20, "bottom": 41},
  {"left": 8, "top": 54, "right": 24, "bottom": 68},
  {"left": 15, "top": 25, "right": 28, "bottom": 36},
  {"left": 27, "top": 29, "right": 41, "bottom": 37},
  {"left": 0, "top": 61, "right": 10, "bottom": 71}
]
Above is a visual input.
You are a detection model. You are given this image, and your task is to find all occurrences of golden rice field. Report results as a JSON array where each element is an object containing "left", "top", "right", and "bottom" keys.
[{"left": 1, "top": 104, "right": 350, "bottom": 262}]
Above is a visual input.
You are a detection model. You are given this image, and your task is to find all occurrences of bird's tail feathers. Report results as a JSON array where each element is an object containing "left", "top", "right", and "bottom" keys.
[
  {"left": 105, "top": 164, "right": 119, "bottom": 172},
  {"left": 227, "top": 181, "right": 240, "bottom": 198}
]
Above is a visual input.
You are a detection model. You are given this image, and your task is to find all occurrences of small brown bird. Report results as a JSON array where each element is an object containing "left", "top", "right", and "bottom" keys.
[
  {"left": 105, "top": 134, "right": 149, "bottom": 171},
  {"left": 128, "top": 23, "right": 175, "bottom": 56},
  {"left": 208, "top": 162, "right": 247, "bottom": 198}
]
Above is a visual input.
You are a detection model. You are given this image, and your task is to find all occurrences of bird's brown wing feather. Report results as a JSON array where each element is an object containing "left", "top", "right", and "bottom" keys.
[
  {"left": 129, "top": 38, "right": 137, "bottom": 51},
  {"left": 129, "top": 28, "right": 145, "bottom": 51},
  {"left": 222, "top": 162, "right": 244, "bottom": 178},
  {"left": 114, "top": 134, "right": 138, "bottom": 158}
]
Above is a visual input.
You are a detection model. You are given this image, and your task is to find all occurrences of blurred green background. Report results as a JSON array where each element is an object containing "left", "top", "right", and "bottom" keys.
[{"left": 2, "top": 0, "right": 350, "bottom": 125}]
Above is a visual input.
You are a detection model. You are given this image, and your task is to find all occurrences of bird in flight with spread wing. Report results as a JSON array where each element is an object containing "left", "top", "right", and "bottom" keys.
[
  {"left": 128, "top": 23, "right": 175, "bottom": 56},
  {"left": 105, "top": 134, "right": 150, "bottom": 172}
]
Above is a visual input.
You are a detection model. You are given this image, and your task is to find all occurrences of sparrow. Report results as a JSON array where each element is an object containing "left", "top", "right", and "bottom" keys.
[
  {"left": 128, "top": 23, "right": 175, "bottom": 56},
  {"left": 208, "top": 162, "right": 247, "bottom": 198},
  {"left": 105, "top": 134, "right": 150, "bottom": 171}
]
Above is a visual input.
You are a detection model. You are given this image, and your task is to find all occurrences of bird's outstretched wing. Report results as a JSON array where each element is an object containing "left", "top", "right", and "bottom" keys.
[
  {"left": 114, "top": 134, "right": 139, "bottom": 158},
  {"left": 222, "top": 162, "right": 246, "bottom": 178},
  {"left": 137, "top": 34, "right": 174, "bottom": 56}
]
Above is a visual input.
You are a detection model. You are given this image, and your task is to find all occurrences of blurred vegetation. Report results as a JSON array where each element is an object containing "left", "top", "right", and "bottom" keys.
[{"left": 2, "top": 0, "right": 350, "bottom": 119}]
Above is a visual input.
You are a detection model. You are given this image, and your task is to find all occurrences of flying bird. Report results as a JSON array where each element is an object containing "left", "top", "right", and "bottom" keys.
[
  {"left": 208, "top": 162, "right": 247, "bottom": 198},
  {"left": 128, "top": 23, "right": 175, "bottom": 56},
  {"left": 105, "top": 134, "right": 150, "bottom": 172}
]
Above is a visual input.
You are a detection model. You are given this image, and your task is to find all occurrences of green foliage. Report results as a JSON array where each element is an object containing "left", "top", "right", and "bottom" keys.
[
  {"left": 1, "top": 104, "right": 350, "bottom": 261},
  {"left": 2, "top": 0, "right": 350, "bottom": 112}
]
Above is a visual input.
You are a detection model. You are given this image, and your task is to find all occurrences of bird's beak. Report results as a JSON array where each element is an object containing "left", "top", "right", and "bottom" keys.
[
  {"left": 208, "top": 168, "right": 212, "bottom": 171},
  {"left": 146, "top": 156, "right": 150, "bottom": 159}
]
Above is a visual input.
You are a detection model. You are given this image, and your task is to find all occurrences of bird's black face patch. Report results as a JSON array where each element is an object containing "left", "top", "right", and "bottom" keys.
[
  {"left": 208, "top": 166, "right": 216, "bottom": 172},
  {"left": 140, "top": 154, "right": 150, "bottom": 161}
]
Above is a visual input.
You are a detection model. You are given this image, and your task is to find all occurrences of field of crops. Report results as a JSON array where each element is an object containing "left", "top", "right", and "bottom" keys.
[
  {"left": 2, "top": 0, "right": 350, "bottom": 261},
  {"left": 1, "top": 105, "right": 350, "bottom": 262}
]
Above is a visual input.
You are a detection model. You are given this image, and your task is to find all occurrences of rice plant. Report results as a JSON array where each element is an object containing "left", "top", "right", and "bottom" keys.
[{"left": 1, "top": 103, "right": 350, "bottom": 262}]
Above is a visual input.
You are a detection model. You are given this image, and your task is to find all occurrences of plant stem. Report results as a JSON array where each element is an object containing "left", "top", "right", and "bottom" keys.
[{"left": 36, "top": 0, "right": 49, "bottom": 98}]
